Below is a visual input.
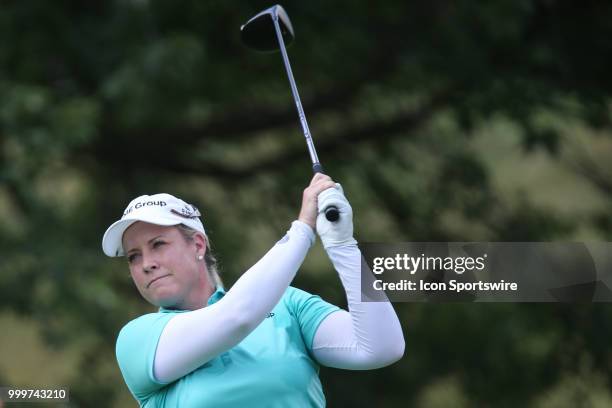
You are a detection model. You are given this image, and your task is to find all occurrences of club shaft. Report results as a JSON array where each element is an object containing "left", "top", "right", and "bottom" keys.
[{"left": 272, "top": 15, "right": 321, "bottom": 169}]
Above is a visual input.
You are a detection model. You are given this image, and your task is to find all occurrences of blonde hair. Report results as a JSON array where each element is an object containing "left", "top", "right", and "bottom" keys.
[{"left": 176, "top": 224, "right": 223, "bottom": 288}]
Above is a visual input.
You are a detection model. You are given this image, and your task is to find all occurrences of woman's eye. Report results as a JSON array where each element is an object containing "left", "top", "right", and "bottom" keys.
[
  {"left": 127, "top": 254, "right": 139, "bottom": 264},
  {"left": 153, "top": 241, "right": 165, "bottom": 248}
]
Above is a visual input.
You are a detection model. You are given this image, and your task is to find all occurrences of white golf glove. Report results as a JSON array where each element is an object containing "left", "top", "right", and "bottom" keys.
[{"left": 316, "top": 183, "right": 358, "bottom": 249}]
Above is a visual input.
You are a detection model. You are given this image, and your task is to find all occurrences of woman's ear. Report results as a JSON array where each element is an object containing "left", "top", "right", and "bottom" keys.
[{"left": 193, "top": 232, "right": 207, "bottom": 256}]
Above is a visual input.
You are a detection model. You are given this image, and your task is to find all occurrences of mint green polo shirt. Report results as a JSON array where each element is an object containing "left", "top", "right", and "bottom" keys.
[{"left": 116, "top": 286, "right": 340, "bottom": 407}]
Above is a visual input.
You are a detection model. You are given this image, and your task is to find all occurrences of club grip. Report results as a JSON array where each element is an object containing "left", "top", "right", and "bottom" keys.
[
  {"left": 312, "top": 162, "right": 340, "bottom": 222},
  {"left": 324, "top": 206, "right": 340, "bottom": 222}
]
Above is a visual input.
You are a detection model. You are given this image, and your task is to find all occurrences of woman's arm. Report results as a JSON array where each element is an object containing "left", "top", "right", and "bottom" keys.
[
  {"left": 154, "top": 221, "right": 312, "bottom": 382},
  {"left": 311, "top": 185, "right": 405, "bottom": 369},
  {"left": 312, "top": 245, "right": 405, "bottom": 369}
]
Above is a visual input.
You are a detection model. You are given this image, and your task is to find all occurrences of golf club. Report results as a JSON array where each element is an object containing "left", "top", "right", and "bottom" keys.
[{"left": 241, "top": 4, "right": 339, "bottom": 222}]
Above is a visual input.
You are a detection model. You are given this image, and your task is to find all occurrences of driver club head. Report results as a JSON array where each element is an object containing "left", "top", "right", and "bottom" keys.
[{"left": 240, "top": 4, "right": 294, "bottom": 51}]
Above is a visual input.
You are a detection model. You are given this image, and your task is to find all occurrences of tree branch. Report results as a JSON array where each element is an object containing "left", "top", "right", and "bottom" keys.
[{"left": 139, "top": 89, "right": 452, "bottom": 180}]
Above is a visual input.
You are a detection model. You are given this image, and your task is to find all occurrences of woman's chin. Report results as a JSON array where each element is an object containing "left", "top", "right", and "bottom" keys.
[{"left": 149, "top": 286, "right": 181, "bottom": 308}]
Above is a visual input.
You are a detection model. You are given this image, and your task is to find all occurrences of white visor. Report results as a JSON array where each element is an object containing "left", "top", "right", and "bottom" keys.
[{"left": 102, "top": 193, "right": 206, "bottom": 257}]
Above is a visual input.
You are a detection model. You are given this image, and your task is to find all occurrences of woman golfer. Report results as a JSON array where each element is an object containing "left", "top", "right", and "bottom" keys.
[{"left": 102, "top": 173, "right": 404, "bottom": 407}]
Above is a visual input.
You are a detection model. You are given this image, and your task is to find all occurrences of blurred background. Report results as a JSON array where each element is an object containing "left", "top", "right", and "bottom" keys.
[{"left": 1, "top": 0, "right": 612, "bottom": 406}]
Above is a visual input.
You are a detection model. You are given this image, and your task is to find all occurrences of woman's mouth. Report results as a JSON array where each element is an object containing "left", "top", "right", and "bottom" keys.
[{"left": 147, "top": 274, "right": 171, "bottom": 288}]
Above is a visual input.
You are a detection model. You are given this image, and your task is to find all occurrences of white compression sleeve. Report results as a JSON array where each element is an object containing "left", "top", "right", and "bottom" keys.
[
  {"left": 312, "top": 244, "right": 405, "bottom": 369},
  {"left": 153, "top": 221, "right": 314, "bottom": 383}
]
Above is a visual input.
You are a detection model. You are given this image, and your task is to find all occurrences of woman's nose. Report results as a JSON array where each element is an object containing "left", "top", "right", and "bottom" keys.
[{"left": 142, "top": 254, "right": 159, "bottom": 274}]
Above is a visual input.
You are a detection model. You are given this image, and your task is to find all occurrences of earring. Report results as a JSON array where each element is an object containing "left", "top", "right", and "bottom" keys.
[{"left": 197, "top": 255, "right": 204, "bottom": 261}]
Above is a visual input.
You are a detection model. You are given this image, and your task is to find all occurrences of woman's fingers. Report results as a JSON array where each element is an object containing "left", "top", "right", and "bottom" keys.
[{"left": 298, "top": 175, "right": 336, "bottom": 229}]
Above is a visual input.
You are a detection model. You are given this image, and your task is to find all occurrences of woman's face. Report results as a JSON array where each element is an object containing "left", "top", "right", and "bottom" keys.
[{"left": 122, "top": 222, "right": 211, "bottom": 309}]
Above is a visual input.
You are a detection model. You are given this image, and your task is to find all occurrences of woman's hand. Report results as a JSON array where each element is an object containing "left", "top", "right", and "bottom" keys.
[
  {"left": 298, "top": 173, "right": 336, "bottom": 229},
  {"left": 316, "top": 183, "right": 357, "bottom": 248}
]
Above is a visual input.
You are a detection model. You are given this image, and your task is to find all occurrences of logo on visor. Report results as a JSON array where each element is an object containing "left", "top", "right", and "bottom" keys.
[
  {"left": 123, "top": 200, "right": 167, "bottom": 216},
  {"left": 171, "top": 204, "right": 201, "bottom": 219}
]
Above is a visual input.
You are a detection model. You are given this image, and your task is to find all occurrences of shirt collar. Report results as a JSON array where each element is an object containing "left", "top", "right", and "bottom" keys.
[
  {"left": 159, "top": 285, "right": 226, "bottom": 313},
  {"left": 207, "top": 285, "right": 226, "bottom": 306}
]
